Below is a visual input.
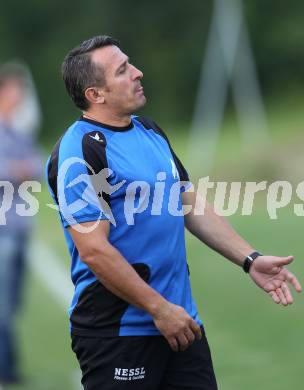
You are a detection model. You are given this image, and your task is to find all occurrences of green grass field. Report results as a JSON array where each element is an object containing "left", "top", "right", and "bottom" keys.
[{"left": 8, "top": 99, "right": 304, "bottom": 390}]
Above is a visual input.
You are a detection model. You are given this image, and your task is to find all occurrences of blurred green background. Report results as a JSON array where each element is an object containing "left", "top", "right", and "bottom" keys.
[{"left": 1, "top": 1, "right": 303, "bottom": 389}]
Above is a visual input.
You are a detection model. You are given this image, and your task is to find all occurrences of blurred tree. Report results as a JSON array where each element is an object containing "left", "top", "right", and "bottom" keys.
[
  {"left": 0, "top": 0, "right": 303, "bottom": 142},
  {"left": 245, "top": 0, "right": 304, "bottom": 95}
]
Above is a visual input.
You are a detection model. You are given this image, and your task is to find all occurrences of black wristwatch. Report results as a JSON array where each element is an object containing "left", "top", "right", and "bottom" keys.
[{"left": 243, "top": 251, "right": 262, "bottom": 273}]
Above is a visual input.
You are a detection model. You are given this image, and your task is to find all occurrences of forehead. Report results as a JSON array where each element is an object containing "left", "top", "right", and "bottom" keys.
[
  {"left": 90, "top": 45, "right": 127, "bottom": 74},
  {"left": 0, "top": 77, "right": 24, "bottom": 93}
]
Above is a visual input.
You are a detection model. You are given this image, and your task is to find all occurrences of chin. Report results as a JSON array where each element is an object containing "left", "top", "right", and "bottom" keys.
[
  {"left": 136, "top": 95, "right": 147, "bottom": 110},
  {"left": 125, "top": 95, "right": 147, "bottom": 115}
]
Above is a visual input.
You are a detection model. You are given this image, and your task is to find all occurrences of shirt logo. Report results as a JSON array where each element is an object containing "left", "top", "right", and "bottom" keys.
[
  {"left": 170, "top": 158, "right": 179, "bottom": 180},
  {"left": 114, "top": 367, "right": 145, "bottom": 381},
  {"left": 89, "top": 132, "right": 104, "bottom": 142}
]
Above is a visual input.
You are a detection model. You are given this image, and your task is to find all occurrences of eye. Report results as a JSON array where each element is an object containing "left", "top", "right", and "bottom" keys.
[{"left": 118, "top": 65, "right": 127, "bottom": 74}]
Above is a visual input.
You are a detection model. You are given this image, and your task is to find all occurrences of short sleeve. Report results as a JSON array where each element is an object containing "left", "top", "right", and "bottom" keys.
[{"left": 51, "top": 131, "right": 113, "bottom": 228}]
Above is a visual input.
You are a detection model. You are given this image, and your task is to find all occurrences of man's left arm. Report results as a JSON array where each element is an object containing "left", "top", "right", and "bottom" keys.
[{"left": 182, "top": 189, "right": 302, "bottom": 306}]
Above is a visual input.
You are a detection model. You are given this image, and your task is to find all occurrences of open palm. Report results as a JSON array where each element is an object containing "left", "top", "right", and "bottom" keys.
[{"left": 249, "top": 255, "right": 302, "bottom": 305}]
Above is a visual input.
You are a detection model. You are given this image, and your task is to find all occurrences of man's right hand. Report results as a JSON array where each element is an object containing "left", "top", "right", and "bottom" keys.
[{"left": 152, "top": 301, "right": 202, "bottom": 352}]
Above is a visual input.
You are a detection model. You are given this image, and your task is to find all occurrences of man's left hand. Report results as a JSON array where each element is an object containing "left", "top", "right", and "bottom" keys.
[{"left": 249, "top": 256, "right": 302, "bottom": 306}]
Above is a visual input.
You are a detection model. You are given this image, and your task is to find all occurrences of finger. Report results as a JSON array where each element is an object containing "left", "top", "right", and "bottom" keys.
[
  {"left": 286, "top": 271, "right": 302, "bottom": 293},
  {"left": 266, "top": 279, "right": 282, "bottom": 292},
  {"left": 190, "top": 320, "right": 202, "bottom": 340},
  {"left": 269, "top": 291, "right": 280, "bottom": 304},
  {"left": 281, "top": 282, "right": 293, "bottom": 305},
  {"left": 168, "top": 337, "right": 179, "bottom": 352},
  {"left": 272, "top": 256, "right": 294, "bottom": 268},
  {"left": 276, "top": 288, "right": 288, "bottom": 306},
  {"left": 177, "top": 333, "right": 190, "bottom": 351},
  {"left": 184, "top": 328, "right": 195, "bottom": 344}
]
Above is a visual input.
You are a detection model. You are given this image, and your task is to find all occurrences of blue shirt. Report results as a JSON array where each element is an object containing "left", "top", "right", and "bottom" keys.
[{"left": 46, "top": 116, "right": 202, "bottom": 336}]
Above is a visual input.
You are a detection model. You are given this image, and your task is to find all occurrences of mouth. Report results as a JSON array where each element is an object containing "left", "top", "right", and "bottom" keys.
[{"left": 135, "top": 85, "right": 144, "bottom": 95}]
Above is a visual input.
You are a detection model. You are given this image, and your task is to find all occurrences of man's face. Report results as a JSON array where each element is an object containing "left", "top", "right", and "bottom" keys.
[
  {"left": 90, "top": 45, "right": 146, "bottom": 114},
  {"left": 0, "top": 78, "right": 24, "bottom": 114}
]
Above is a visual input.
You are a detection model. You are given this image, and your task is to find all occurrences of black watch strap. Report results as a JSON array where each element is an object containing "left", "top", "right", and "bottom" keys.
[{"left": 243, "top": 251, "right": 262, "bottom": 273}]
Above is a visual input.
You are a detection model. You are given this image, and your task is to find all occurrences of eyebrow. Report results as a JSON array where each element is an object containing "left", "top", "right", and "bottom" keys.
[{"left": 115, "top": 57, "right": 129, "bottom": 75}]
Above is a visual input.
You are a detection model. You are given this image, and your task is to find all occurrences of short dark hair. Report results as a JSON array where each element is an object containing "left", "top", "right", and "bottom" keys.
[{"left": 61, "top": 35, "right": 120, "bottom": 110}]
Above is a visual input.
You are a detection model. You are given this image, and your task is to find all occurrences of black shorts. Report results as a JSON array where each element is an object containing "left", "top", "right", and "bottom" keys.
[{"left": 71, "top": 327, "right": 218, "bottom": 390}]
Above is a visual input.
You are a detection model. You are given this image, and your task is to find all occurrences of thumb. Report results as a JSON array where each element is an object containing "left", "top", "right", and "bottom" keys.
[{"left": 272, "top": 255, "right": 294, "bottom": 267}]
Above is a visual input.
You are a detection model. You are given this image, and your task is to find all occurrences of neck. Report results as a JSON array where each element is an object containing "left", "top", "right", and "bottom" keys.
[{"left": 83, "top": 109, "right": 131, "bottom": 127}]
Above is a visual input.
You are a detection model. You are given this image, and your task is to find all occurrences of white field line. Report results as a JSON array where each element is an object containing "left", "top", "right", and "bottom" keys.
[
  {"left": 28, "top": 240, "right": 73, "bottom": 309},
  {"left": 28, "top": 240, "right": 82, "bottom": 389}
]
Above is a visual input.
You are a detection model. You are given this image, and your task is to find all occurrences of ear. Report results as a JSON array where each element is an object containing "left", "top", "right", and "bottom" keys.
[{"left": 84, "top": 87, "right": 105, "bottom": 105}]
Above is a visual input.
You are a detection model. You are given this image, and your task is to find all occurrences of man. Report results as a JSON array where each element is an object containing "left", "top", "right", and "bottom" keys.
[
  {"left": 46, "top": 36, "right": 301, "bottom": 390},
  {"left": 0, "top": 64, "right": 41, "bottom": 385}
]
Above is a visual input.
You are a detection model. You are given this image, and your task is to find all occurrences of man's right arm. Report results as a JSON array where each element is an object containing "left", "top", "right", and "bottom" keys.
[{"left": 68, "top": 220, "right": 202, "bottom": 351}]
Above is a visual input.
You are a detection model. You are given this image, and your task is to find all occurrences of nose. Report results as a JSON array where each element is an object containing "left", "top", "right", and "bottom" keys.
[{"left": 131, "top": 64, "right": 143, "bottom": 80}]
